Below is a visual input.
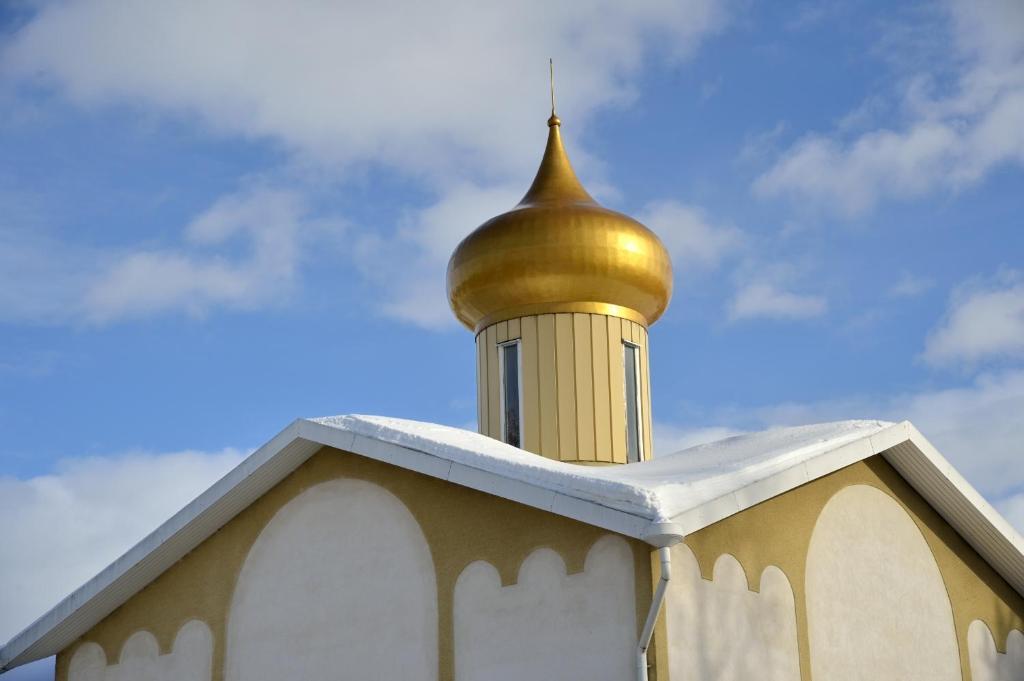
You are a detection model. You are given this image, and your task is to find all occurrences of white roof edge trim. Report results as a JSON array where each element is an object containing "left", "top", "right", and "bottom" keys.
[{"left": 2, "top": 416, "right": 1022, "bottom": 673}]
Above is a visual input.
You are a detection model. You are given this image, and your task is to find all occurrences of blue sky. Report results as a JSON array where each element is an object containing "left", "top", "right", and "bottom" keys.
[{"left": 2, "top": 0, "right": 1023, "bottom": 673}]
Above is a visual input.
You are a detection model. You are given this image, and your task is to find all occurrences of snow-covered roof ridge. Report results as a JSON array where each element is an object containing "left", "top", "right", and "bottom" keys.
[
  {"left": 316, "top": 414, "right": 893, "bottom": 522},
  {"left": 3, "top": 414, "right": 1022, "bottom": 674}
]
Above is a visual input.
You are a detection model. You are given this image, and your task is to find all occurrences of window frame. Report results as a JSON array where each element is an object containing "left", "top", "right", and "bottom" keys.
[
  {"left": 623, "top": 340, "right": 644, "bottom": 463},
  {"left": 498, "top": 338, "right": 525, "bottom": 448}
]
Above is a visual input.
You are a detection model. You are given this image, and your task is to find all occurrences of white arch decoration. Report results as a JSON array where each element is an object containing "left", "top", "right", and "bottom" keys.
[
  {"left": 67, "top": 620, "right": 212, "bottom": 681},
  {"left": 664, "top": 546, "right": 800, "bottom": 681},
  {"left": 968, "top": 619, "right": 1024, "bottom": 681},
  {"left": 225, "top": 479, "right": 437, "bottom": 681},
  {"left": 453, "top": 534, "right": 636, "bottom": 681},
  {"left": 806, "top": 484, "right": 960, "bottom": 681}
]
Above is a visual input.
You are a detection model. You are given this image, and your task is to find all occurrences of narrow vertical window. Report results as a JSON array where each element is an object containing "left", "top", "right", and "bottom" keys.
[
  {"left": 499, "top": 340, "right": 522, "bottom": 448},
  {"left": 623, "top": 342, "right": 643, "bottom": 463}
]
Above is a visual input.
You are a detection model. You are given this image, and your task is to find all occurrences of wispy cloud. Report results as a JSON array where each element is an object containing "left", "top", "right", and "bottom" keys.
[
  {"left": 0, "top": 447, "right": 246, "bottom": 643},
  {"left": 923, "top": 268, "right": 1024, "bottom": 367},
  {"left": 0, "top": 187, "right": 340, "bottom": 325},
  {"left": 83, "top": 188, "right": 334, "bottom": 323},
  {"left": 354, "top": 182, "right": 523, "bottom": 329},
  {"left": 728, "top": 282, "right": 827, "bottom": 321},
  {"left": 888, "top": 271, "right": 934, "bottom": 299},
  {"left": 640, "top": 200, "right": 744, "bottom": 271},
  {"left": 754, "top": 0, "right": 1024, "bottom": 216}
]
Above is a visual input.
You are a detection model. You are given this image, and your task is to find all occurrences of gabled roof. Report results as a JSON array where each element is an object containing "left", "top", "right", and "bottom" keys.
[{"left": 2, "top": 415, "right": 1022, "bottom": 672}]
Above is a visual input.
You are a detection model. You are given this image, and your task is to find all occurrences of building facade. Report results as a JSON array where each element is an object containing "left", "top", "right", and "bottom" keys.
[{"left": 2, "top": 109, "right": 1022, "bottom": 681}]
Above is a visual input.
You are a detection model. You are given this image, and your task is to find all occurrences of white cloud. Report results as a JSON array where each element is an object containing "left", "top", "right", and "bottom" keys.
[
  {"left": 754, "top": 0, "right": 1024, "bottom": 216},
  {"left": 654, "top": 422, "right": 745, "bottom": 455},
  {"left": 728, "top": 282, "right": 827, "bottom": 321},
  {"left": 888, "top": 271, "right": 934, "bottom": 298},
  {"left": 923, "top": 269, "right": 1024, "bottom": 367},
  {"left": 0, "top": 447, "right": 245, "bottom": 643},
  {"left": 1, "top": 0, "right": 729, "bottom": 329},
  {"left": 0, "top": 187, "right": 341, "bottom": 325},
  {"left": 83, "top": 188, "right": 327, "bottom": 322},
  {"left": 2, "top": 0, "right": 727, "bottom": 182},
  {"left": 640, "top": 200, "right": 743, "bottom": 271},
  {"left": 356, "top": 182, "right": 523, "bottom": 329}
]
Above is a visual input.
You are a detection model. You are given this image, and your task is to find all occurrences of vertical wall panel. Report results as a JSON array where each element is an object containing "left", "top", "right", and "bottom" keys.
[
  {"left": 554, "top": 314, "right": 578, "bottom": 460},
  {"left": 521, "top": 316, "right": 541, "bottom": 454},
  {"left": 573, "top": 313, "right": 596, "bottom": 461},
  {"left": 591, "top": 315, "right": 612, "bottom": 462},
  {"left": 486, "top": 324, "right": 500, "bottom": 441},
  {"left": 475, "top": 313, "right": 654, "bottom": 465},
  {"left": 640, "top": 327, "right": 653, "bottom": 461},
  {"left": 607, "top": 317, "right": 626, "bottom": 463},
  {"left": 537, "top": 314, "right": 559, "bottom": 459},
  {"left": 476, "top": 334, "right": 487, "bottom": 434}
]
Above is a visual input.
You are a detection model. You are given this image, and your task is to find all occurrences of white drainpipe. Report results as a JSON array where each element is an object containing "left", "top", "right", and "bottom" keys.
[{"left": 638, "top": 523, "right": 683, "bottom": 681}]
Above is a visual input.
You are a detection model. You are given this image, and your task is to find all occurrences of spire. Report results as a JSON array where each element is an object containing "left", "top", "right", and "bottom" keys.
[
  {"left": 518, "top": 60, "right": 594, "bottom": 207},
  {"left": 548, "top": 57, "right": 558, "bottom": 126}
]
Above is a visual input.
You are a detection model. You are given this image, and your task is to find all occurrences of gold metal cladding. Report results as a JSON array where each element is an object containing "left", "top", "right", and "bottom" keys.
[
  {"left": 447, "top": 114, "right": 674, "bottom": 332},
  {"left": 472, "top": 303, "right": 647, "bottom": 335}
]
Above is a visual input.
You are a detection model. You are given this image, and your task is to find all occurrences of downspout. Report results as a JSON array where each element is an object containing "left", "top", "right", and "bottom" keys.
[{"left": 638, "top": 523, "right": 683, "bottom": 681}]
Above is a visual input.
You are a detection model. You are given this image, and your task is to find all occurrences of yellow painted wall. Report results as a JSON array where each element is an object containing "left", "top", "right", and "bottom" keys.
[
  {"left": 55, "top": 446, "right": 655, "bottom": 681},
  {"left": 476, "top": 313, "right": 652, "bottom": 463},
  {"left": 654, "top": 455, "right": 1024, "bottom": 681}
]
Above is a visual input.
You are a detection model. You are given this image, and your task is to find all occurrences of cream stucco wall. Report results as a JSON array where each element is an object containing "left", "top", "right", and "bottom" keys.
[
  {"left": 968, "top": 619, "right": 1024, "bottom": 681},
  {"left": 224, "top": 479, "right": 437, "bottom": 681},
  {"left": 68, "top": 620, "right": 211, "bottom": 681},
  {"left": 454, "top": 535, "right": 636, "bottom": 681},
  {"left": 806, "top": 484, "right": 961, "bottom": 680},
  {"left": 665, "top": 547, "right": 800, "bottom": 681}
]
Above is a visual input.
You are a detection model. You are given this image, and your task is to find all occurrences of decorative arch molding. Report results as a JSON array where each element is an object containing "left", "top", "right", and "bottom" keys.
[
  {"left": 224, "top": 478, "right": 438, "bottom": 681},
  {"left": 664, "top": 545, "right": 800, "bottom": 681},
  {"left": 968, "top": 619, "right": 1024, "bottom": 681},
  {"left": 806, "top": 484, "right": 961, "bottom": 681},
  {"left": 67, "top": 620, "right": 212, "bottom": 681},
  {"left": 453, "top": 534, "right": 636, "bottom": 681}
]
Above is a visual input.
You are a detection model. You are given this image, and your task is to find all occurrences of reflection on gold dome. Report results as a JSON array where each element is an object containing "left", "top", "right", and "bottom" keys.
[{"left": 446, "top": 113, "right": 673, "bottom": 332}]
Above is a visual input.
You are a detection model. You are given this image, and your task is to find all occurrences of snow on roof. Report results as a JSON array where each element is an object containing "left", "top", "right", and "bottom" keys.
[
  {"left": 3, "top": 415, "right": 1023, "bottom": 673},
  {"left": 322, "top": 415, "right": 892, "bottom": 524}
]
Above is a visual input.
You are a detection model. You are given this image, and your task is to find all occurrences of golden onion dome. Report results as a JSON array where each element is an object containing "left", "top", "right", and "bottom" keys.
[{"left": 446, "top": 113, "right": 673, "bottom": 332}]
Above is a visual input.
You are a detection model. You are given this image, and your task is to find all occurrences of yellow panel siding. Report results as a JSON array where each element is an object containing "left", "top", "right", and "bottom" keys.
[
  {"left": 591, "top": 315, "right": 612, "bottom": 463},
  {"left": 537, "top": 314, "right": 560, "bottom": 459},
  {"left": 520, "top": 316, "right": 541, "bottom": 454},
  {"left": 486, "top": 324, "right": 501, "bottom": 441},
  {"left": 476, "top": 312, "right": 651, "bottom": 464},
  {"left": 607, "top": 316, "right": 627, "bottom": 463},
  {"left": 476, "top": 333, "right": 487, "bottom": 434},
  {"left": 555, "top": 313, "right": 578, "bottom": 460},
  {"left": 573, "top": 313, "right": 596, "bottom": 462}
]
